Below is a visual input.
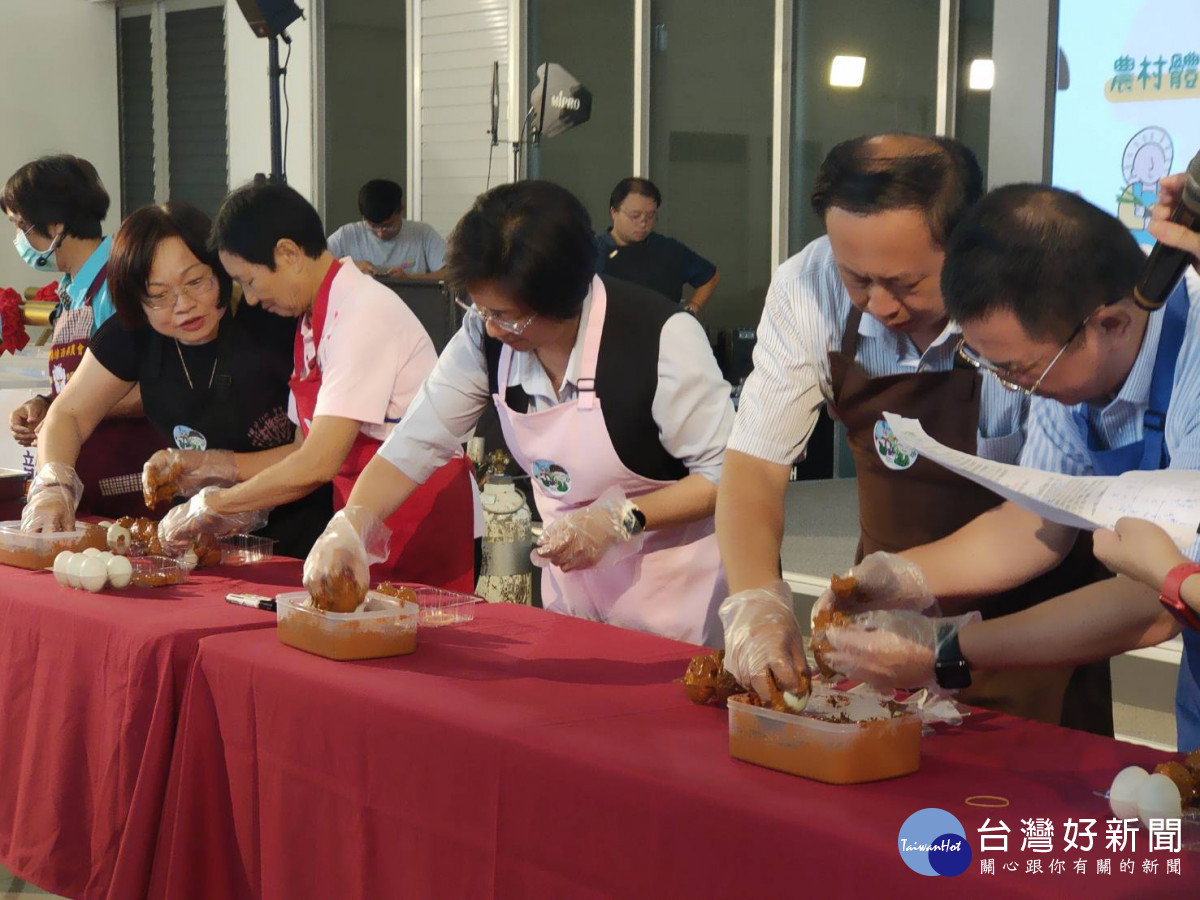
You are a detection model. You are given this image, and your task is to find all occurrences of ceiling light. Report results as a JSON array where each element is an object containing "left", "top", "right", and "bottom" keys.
[
  {"left": 829, "top": 55, "right": 866, "bottom": 89},
  {"left": 968, "top": 59, "right": 994, "bottom": 91}
]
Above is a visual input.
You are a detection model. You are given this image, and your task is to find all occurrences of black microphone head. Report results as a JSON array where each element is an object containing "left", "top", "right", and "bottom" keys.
[{"left": 1183, "top": 149, "right": 1200, "bottom": 210}]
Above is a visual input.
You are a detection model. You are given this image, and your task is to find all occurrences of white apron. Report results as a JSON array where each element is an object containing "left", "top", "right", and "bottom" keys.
[{"left": 492, "top": 277, "right": 726, "bottom": 647}]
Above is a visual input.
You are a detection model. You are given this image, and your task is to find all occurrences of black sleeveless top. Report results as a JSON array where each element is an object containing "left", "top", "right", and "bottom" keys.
[{"left": 484, "top": 276, "right": 690, "bottom": 483}]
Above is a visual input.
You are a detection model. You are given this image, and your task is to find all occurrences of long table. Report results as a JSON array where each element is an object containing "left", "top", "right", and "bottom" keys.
[
  {"left": 0, "top": 559, "right": 293, "bottom": 899},
  {"left": 150, "top": 603, "right": 1192, "bottom": 899}
]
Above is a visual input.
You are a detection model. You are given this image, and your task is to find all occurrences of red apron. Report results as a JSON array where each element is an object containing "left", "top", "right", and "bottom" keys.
[
  {"left": 288, "top": 260, "right": 475, "bottom": 591},
  {"left": 49, "top": 264, "right": 167, "bottom": 518}
]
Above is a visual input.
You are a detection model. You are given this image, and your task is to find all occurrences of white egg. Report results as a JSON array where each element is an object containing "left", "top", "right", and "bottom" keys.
[
  {"left": 1109, "top": 765, "right": 1149, "bottom": 820},
  {"left": 106, "top": 555, "right": 133, "bottom": 590},
  {"left": 82, "top": 547, "right": 102, "bottom": 558},
  {"left": 107, "top": 522, "right": 132, "bottom": 554},
  {"left": 66, "top": 553, "right": 89, "bottom": 589},
  {"left": 79, "top": 556, "right": 108, "bottom": 592},
  {"left": 1136, "top": 773, "right": 1183, "bottom": 828},
  {"left": 97, "top": 551, "right": 113, "bottom": 563},
  {"left": 53, "top": 551, "right": 74, "bottom": 587},
  {"left": 98, "top": 521, "right": 111, "bottom": 528}
]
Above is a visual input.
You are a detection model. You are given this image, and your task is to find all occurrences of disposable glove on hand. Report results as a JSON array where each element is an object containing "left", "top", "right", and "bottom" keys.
[
  {"left": 820, "top": 609, "right": 980, "bottom": 692},
  {"left": 142, "top": 448, "right": 238, "bottom": 507},
  {"left": 157, "top": 486, "right": 269, "bottom": 556},
  {"left": 532, "top": 486, "right": 644, "bottom": 572},
  {"left": 719, "top": 579, "right": 811, "bottom": 704},
  {"left": 302, "top": 506, "right": 393, "bottom": 612},
  {"left": 20, "top": 462, "right": 84, "bottom": 534},
  {"left": 811, "top": 551, "right": 938, "bottom": 630}
]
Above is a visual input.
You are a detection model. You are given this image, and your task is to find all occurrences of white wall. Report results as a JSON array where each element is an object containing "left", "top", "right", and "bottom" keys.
[
  {"left": 0, "top": 0, "right": 122, "bottom": 295},
  {"left": 987, "top": 0, "right": 1055, "bottom": 187},
  {"left": 225, "top": 0, "right": 316, "bottom": 202},
  {"left": 416, "top": 0, "right": 513, "bottom": 237}
]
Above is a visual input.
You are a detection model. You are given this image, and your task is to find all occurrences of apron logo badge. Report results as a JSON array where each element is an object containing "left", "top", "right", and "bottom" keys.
[
  {"left": 174, "top": 425, "right": 208, "bottom": 451},
  {"left": 874, "top": 419, "right": 918, "bottom": 471},
  {"left": 531, "top": 459, "right": 571, "bottom": 494}
]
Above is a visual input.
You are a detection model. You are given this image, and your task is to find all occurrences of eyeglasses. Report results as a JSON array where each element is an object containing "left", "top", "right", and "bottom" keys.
[
  {"left": 617, "top": 207, "right": 657, "bottom": 226},
  {"left": 452, "top": 295, "right": 537, "bottom": 335},
  {"left": 143, "top": 272, "right": 218, "bottom": 311},
  {"left": 956, "top": 308, "right": 1098, "bottom": 396}
]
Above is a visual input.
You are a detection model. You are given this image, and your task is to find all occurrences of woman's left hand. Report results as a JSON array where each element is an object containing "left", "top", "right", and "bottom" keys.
[
  {"left": 532, "top": 486, "right": 645, "bottom": 572},
  {"left": 1093, "top": 517, "right": 1189, "bottom": 590},
  {"left": 157, "top": 486, "right": 269, "bottom": 556}
]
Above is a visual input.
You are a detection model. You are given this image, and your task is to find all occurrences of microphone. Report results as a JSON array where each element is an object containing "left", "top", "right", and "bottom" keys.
[{"left": 1133, "top": 149, "right": 1200, "bottom": 310}]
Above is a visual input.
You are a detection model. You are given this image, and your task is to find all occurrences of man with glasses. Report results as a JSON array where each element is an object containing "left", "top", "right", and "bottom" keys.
[
  {"left": 327, "top": 179, "right": 447, "bottom": 281},
  {"left": 595, "top": 177, "right": 720, "bottom": 314},
  {"left": 810, "top": 183, "right": 1200, "bottom": 750},
  {"left": 718, "top": 138, "right": 1112, "bottom": 732}
]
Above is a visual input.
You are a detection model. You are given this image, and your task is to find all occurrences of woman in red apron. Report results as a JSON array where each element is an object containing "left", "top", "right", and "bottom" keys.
[
  {"left": 3, "top": 155, "right": 166, "bottom": 529},
  {"left": 302, "top": 182, "right": 733, "bottom": 643},
  {"left": 156, "top": 181, "right": 473, "bottom": 589}
]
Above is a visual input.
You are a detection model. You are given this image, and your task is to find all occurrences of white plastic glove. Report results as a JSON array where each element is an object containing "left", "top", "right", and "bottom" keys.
[
  {"left": 532, "top": 486, "right": 645, "bottom": 573},
  {"left": 810, "top": 551, "right": 938, "bottom": 631},
  {"left": 719, "top": 580, "right": 811, "bottom": 704},
  {"left": 302, "top": 506, "right": 393, "bottom": 612},
  {"left": 20, "top": 462, "right": 84, "bottom": 534},
  {"left": 142, "top": 448, "right": 239, "bottom": 507},
  {"left": 820, "top": 609, "right": 981, "bottom": 692},
  {"left": 157, "top": 486, "right": 269, "bottom": 556}
]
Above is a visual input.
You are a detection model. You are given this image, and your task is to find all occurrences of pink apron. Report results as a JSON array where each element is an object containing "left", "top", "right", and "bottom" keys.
[{"left": 493, "top": 277, "right": 726, "bottom": 646}]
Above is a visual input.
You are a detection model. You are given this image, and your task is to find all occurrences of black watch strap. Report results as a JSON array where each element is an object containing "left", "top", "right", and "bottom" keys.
[{"left": 934, "top": 624, "right": 971, "bottom": 690}]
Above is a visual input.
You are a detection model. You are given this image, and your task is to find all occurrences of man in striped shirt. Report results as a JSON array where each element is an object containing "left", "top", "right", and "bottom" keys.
[
  {"left": 816, "top": 184, "right": 1200, "bottom": 751},
  {"left": 717, "top": 137, "right": 1110, "bottom": 731}
]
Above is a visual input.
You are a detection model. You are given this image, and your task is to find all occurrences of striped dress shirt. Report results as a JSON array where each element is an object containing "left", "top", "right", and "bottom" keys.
[{"left": 728, "top": 237, "right": 1029, "bottom": 466}]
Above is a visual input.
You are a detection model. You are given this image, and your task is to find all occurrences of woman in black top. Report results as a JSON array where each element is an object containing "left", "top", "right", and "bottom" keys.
[{"left": 23, "top": 202, "right": 331, "bottom": 557}]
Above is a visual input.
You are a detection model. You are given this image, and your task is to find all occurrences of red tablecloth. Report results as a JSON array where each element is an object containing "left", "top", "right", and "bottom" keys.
[
  {"left": 151, "top": 603, "right": 1191, "bottom": 899},
  {"left": 0, "top": 559, "right": 301, "bottom": 899}
]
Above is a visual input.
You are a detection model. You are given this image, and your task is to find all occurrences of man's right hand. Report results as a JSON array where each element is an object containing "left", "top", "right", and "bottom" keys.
[
  {"left": 10, "top": 395, "right": 49, "bottom": 446},
  {"left": 811, "top": 551, "right": 938, "bottom": 623},
  {"left": 1150, "top": 173, "right": 1200, "bottom": 268},
  {"left": 719, "top": 580, "right": 811, "bottom": 703}
]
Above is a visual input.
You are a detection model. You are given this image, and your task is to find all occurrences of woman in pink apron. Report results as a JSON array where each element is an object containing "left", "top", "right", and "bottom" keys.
[
  {"left": 156, "top": 181, "right": 474, "bottom": 590},
  {"left": 302, "top": 181, "right": 734, "bottom": 645},
  {"left": 3, "top": 155, "right": 166, "bottom": 527}
]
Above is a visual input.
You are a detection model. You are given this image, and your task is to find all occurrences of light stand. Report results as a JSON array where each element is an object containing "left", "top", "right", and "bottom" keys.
[
  {"left": 267, "top": 34, "right": 289, "bottom": 182},
  {"left": 234, "top": 0, "right": 304, "bottom": 183}
]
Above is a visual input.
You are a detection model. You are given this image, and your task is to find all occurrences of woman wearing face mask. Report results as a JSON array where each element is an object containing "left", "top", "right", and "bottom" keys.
[
  {"left": 22, "top": 201, "right": 332, "bottom": 555},
  {"left": 2, "top": 155, "right": 166, "bottom": 519},
  {"left": 155, "top": 181, "right": 475, "bottom": 590},
  {"left": 301, "top": 180, "right": 734, "bottom": 644}
]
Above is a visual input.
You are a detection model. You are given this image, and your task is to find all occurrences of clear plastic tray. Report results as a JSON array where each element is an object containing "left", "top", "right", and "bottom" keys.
[
  {"left": 129, "top": 555, "right": 190, "bottom": 588},
  {"left": 276, "top": 590, "right": 419, "bottom": 660},
  {"left": 219, "top": 534, "right": 277, "bottom": 565},
  {"left": 728, "top": 687, "right": 920, "bottom": 784},
  {"left": 0, "top": 521, "right": 107, "bottom": 570},
  {"left": 375, "top": 582, "right": 482, "bottom": 627}
]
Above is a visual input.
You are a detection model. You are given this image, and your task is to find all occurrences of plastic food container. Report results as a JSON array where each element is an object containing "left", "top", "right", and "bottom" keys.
[
  {"left": 129, "top": 555, "right": 190, "bottom": 588},
  {"left": 728, "top": 688, "right": 921, "bottom": 784},
  {"left": 376, "top": 582, "right": 482, "bottom": 627},
  {"left": 219, "top": 534, "right": 277, "bottom": 565},
  {"left": 0, "top": 521, "right": 107, "bottom": 570},
  {"left": 276, "top": 590, "right": 419, "bottom": 661}
]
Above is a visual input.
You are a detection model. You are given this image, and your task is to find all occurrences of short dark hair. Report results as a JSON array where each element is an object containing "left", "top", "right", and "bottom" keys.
[
  {"left": 210, "top": 180, "right": 327, "bottom": 268},
  {"left": 810, "top": 134, "right": 983, "bottom": 247},
  {"left": 109, "top": 202, "right": 234, "bottom": 329},
  {"left": 942, "top": 184, "right": 1147, "bottom": 341},
  {"left": 445, "top": 180, "right": 596, "bottom": 320},
  {"left": 1, "top": 155, "right": 110, "bottom": 240},
  {"left": 609, "top": 177, "right": 662, "bottom": 211},
  {"left": 358, "top": 180, "right": 404, "bottom": 224}
]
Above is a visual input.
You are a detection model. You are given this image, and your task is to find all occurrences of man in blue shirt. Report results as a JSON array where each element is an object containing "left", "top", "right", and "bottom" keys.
[
  {"left": 595, "top": 177, "right": 720, "bottom": 314},
  {"left": 815, "top": 184, "right": 1200, "bottom": 750}
]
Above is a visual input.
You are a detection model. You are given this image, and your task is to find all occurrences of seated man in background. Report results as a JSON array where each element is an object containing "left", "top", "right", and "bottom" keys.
[
  {"left": 327, "top": 179, "right": 446, "bottom": 281},
  {"left": 595, "top": 177, "right": 720, "bottom": 315}
]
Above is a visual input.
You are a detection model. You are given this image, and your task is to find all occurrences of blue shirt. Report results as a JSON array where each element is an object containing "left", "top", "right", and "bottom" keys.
[{"left": 58, "top": 236, "right": 116, "bottom": 333}]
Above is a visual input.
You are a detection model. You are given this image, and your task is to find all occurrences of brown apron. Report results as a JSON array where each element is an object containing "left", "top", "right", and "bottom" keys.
[{"left": 828, "top": 307, "right": 1113, "bottom": 734}]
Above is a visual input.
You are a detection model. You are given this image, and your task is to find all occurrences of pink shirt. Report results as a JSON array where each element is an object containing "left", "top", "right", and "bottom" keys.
[{"left": 289, "top": 260, "right": 438, "bottom": 441}]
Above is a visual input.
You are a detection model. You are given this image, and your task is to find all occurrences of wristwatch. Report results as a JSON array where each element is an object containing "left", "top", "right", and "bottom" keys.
[
  {"left": 933, "top": 622, "right": 972, "bottom": 690},
  {"left": 1159, "top": 563, "right": 1200, "bottom": 631},
  {"left": 620, "top": 501, "right": 647, "bottom": 538}
]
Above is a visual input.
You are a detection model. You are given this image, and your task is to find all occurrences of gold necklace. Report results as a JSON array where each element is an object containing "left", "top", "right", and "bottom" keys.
[{"left": 175, "top": 339, "right": 218, "bottom": 390}]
